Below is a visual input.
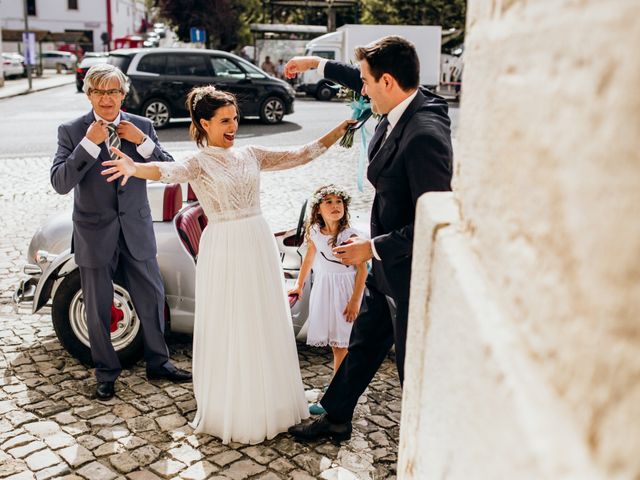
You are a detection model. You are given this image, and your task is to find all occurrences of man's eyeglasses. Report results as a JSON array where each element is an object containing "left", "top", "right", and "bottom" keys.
[{"left": 90, "top": 88, "right": 123, "bottom": 98}]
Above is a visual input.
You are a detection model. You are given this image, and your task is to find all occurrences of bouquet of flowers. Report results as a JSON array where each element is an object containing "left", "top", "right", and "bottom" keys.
[{"left": 337, "top": 86, "right": 375, "bottom": 148}]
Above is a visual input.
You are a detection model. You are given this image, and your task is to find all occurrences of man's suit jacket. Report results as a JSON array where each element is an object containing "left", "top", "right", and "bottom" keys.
[
  {"left": 325, "top": 61, "right": 453, "bottom": 301},
  {"left": 51, "top": 111, "right": 174, "bottom": 268}
]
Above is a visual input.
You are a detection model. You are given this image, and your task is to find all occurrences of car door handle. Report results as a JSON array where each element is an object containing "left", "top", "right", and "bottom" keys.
[{"left": 171, "top": 81, "right": 184, "bottom": 85}]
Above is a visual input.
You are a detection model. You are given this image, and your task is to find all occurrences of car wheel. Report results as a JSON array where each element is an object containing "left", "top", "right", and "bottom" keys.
[
  {"left": 143, "top": 98, "right": 171, "bottom": 129},
  {"left": 260, "top": 96, "right": 285, "bottom": 124},
  {"left": 315, "top": 83, "right": 334, "bottom": 101},
  {"left": 51, "top": 269, "right": 144, "bottom": 368}
]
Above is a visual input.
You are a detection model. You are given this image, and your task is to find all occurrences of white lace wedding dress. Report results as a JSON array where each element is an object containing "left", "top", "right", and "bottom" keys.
[{"left": 155, "top": 142, "right": 326, "bottom": 444}]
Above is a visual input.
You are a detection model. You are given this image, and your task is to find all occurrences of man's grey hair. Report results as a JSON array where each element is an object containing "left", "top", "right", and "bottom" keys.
[{"left": 83, "top": 63, "right": 130, "bottom": 95}]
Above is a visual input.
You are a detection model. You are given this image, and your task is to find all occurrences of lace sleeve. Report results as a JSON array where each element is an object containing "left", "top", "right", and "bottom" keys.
[
  {"left": 156, "top": 155, "right": 200, "bottom": 183},
  {"left": 249, "top": 141, "right": 327, "bottom": 171}
]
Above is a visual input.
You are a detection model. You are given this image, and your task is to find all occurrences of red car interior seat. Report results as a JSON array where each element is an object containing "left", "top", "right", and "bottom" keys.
[{"left": 175, "top": 204, "right": 208, "bottom": 259}]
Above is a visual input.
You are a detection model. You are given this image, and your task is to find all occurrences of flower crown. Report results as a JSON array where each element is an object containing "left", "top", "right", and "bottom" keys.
[
  {"left": 192, "top": 85, "right": 217, "bottom": 109},
  {"left": 310, "top": 185, "right": 351, "bottom": 208}
]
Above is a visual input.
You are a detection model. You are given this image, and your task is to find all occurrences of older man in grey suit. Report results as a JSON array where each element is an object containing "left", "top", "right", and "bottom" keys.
[{"left": 51, "top": 64, "right": 191, "bottom": 400}]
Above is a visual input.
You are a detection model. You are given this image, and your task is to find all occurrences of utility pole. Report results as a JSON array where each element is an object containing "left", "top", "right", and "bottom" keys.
[
  {"left": 23, "top": 0, "right": 32, "bottom": 91},
  {"left": 327, "top": 0, "right": 336, "bottom": 32}
]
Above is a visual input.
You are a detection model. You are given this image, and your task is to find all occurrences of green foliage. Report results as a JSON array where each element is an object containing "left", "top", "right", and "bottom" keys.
[
  {"left": 153, "top": 0, "right": 466, "bottom": 50},
  {"left": 154, "top": 0, "right": 261, "bottom": 51},
  {"left": 361, "top": 0, "right": 466, "bottom": 32}
]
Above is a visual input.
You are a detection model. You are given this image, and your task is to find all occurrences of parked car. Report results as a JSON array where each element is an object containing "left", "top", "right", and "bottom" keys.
[
  {"left": 75, "top": 54, "right": 109, "bottom": 92},
  {"left": 105, "top": 48, "right": 296, "bottom": 128},
  {"left": 84, "top": 52, "right": 109, "bottom": 58},
  {"left": 2, "top": 52, "right": 26, "bottom": 78},
  {"left": 13, "top": 182, "right": 369, "bottom": 367},
  {"left": 39, "top": 51, "right": 77, "bottom": 71},
  {"left": 143, "top": 31, "right": 160, "bottom": 48}
]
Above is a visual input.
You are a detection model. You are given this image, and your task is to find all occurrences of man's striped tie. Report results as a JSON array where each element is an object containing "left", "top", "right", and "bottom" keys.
[{"left": 107, "top": 123, "right": 121, "bottom": 160}]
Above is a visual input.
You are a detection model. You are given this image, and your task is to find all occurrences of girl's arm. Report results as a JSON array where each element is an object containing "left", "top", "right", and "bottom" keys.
[
  {"left": 101, "top": 146, "right": 200, "bottom": 185},
  {"left": 252, "top": 119, "right": 355, "bottom": 172},
  {"left": 288, "top": 240, "right": 316, "bottom": 297},
  {"left": 344, "top": 261, "right": 368, "bottom": 322}
]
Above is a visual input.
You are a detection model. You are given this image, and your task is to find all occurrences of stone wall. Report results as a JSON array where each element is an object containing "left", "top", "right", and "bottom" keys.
[{"left": 398, "top": 1, "right": 640, "bottom": 478}]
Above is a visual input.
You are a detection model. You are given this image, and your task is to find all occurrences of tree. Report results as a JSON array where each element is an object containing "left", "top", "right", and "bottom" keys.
[
  {"left": 154, "top": 0, "right": 261, "bottom": 51},
  {"left": 361, "top": 0, "right": 466, "bottom": 41}
]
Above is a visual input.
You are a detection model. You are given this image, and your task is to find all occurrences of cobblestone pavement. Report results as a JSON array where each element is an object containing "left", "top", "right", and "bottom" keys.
[{"left": 0, "top": 147, "right": 401, "bottom": 480}]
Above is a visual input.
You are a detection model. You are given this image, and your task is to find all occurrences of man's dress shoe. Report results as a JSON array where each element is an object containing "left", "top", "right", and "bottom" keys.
[
  {"left": 146, "top": 367, "right": 192, "bottom": 382},
  {"left": 96, "top": 381, "right": 115, "bottom": 400},
  {"left": 288, "top": 413, "right": 352, "bottom": 441}
]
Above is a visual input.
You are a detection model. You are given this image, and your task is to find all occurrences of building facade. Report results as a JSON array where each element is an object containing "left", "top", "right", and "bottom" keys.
[{"left": 0, "top": 0, "right": 145, "bottom": 51}]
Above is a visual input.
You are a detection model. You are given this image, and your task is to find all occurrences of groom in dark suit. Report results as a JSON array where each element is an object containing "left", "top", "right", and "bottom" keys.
[
  {"left": 285, "top": 36, "right": 453, "bottom": 440},
  {"left": 51, "top": 64, "right": 191, "bottom": 400}
]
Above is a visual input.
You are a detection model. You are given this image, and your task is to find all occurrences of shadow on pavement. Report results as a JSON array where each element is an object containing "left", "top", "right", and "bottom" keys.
[{"left": 156, "top": 119, "right": 303, "bottom": 143}]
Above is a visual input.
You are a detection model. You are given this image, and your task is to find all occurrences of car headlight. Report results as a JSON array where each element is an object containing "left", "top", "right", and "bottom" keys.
[
  {"left": 284, "top": 84, "right": 295, "bottom": 96},
  {"left": 35, "top": 250, "right": 58, "bottom": 266}
]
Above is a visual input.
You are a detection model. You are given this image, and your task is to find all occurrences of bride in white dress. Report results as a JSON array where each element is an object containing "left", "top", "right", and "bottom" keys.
[{"left": 101, "top": 85, "right": 353, "bottom": 444}]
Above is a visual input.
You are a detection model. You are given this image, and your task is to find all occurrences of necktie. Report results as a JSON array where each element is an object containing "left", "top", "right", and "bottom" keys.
[
  {"left": 107, "top": 123, "right": 121, "bottom": 160},
  {"left": 368, "top": 115, "right": 389, "bottom": 159}
]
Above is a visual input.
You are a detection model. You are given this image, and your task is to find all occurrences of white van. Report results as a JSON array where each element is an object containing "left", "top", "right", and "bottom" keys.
[{"left": 299, "top": 24, "right": 442, "bottom": 100}]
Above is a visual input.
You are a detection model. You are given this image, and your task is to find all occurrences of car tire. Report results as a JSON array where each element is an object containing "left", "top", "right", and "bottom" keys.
[
  {"left": 51, "top": 269, "right": 144, "bottom": 368},
  {"left": 142, "top": 98, "right": 171, "bottom": 129},
  {"left": 259, "top": 96, "right": 285, "bottom": 124},
  {"left": 315, "top": 82, "right": 335, "bottom": 101}
]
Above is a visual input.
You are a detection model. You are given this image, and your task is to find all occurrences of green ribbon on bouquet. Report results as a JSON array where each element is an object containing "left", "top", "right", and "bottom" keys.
[{"left": 339, "top": 96, "right": 372, "bottom": 192}]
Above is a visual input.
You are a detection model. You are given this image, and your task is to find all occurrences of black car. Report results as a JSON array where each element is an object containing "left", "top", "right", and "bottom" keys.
[
  {"left": 107, "top": 48, "right": 296, "bottom": 128},
  {"left": 75, "top": 54, "right": 109, "bottom": 92}
]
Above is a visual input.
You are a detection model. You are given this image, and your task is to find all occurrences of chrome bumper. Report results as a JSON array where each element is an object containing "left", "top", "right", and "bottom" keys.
[
  {"left": 13, "top": 277, "right": 38, "bottom": 305},
  {"left": 13, "top": 263, "right": 42, "bottom": 305}
]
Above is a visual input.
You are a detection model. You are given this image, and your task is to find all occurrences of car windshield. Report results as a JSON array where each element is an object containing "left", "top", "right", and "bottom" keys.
[
  {"left": 79, "top": 57, "right": 108, "bottom": 68},
  {"left": 108, "top": 54, "right": 132, "bottom": 73},
  {"left": 236, "top": 59, "right": 267, "bottom": 79}
]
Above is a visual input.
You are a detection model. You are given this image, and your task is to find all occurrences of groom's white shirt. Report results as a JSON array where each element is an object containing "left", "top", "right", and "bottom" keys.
[{"left": 80, "top": 111, "right": 156, "bottom": 159}]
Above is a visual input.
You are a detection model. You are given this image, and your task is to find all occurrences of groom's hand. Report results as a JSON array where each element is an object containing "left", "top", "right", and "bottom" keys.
[
  {"left": 332, "top": 237, "right": 373, "bottom": 265},
  {"left": 284, "top": 56, "right": 322, "bottom": 78}
]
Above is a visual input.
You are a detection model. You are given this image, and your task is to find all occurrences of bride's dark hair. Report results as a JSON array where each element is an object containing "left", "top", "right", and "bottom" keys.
[{"left": 186, "top": 85, "right": 238, "bottom": 148}]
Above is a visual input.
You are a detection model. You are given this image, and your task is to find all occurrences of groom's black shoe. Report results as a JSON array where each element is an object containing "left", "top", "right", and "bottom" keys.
[
  {"left": 288, "top": 413, "right": 352, "bottom": 442},
  {"left": 146, "top": 366, "right": 192, "bottom": 383},
  {"left": 95, "top": 381, "right": 115, "bottom": 400}
]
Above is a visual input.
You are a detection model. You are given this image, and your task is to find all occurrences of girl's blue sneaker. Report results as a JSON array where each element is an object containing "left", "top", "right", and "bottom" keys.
[{"left": 309, "top": 403, "right": 326, "bottom": 415}]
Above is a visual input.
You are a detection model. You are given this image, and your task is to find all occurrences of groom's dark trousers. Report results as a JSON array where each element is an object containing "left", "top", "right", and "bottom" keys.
[
  {"left": 319, "top": 61, "right": 453, "bottom": 423},
  {"left": 51, "top": 110, "right": 174, "bottom": 382}
]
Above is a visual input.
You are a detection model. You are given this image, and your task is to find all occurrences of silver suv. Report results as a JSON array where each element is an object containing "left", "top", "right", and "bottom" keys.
[{"left": 39, "top": 51, "right": 77, "bottom": 71}]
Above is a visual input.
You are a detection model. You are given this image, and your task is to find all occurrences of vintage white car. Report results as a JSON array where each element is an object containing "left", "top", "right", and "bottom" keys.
[{"left": 14, "top": 182, "right": 368, "bottom": 367}]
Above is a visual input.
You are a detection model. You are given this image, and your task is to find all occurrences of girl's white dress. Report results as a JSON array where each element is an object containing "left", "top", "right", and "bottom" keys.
[
  {"left": 156, "top": 141, "right": 327, "bottom": 444},
  {"left": 306, "top": 225, "right": 363, "bottom": 348}
]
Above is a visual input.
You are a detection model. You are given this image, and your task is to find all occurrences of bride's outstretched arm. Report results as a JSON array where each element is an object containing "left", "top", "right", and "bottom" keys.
[
  {"left": 253, "top": 119, "right": 355, "bottom": 171},
  {"left": 101, "top": 146, "right": 200, "bottom": 185}
]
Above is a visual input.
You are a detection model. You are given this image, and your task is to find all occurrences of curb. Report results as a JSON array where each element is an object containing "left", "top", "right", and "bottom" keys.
[{"left": 0, "top": 78, "right": 75, "bottom": 100}]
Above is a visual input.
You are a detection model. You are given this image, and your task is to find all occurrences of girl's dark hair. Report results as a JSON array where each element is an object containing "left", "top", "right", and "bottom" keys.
[
  {"left": 186, "top": 85, "right": 238, "bottom": 148},
  {"left": 305, "top": 185, "right": 351, "bottom": 248},
  {"left": 354, "top": 35, "right": 420, "bottom": 91}
]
